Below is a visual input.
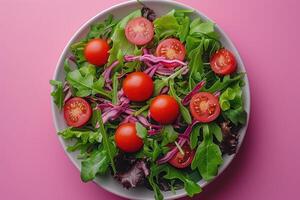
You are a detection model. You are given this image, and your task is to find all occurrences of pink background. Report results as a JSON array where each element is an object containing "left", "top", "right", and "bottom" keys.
[{"left": 1, "top": 0, "right": 300, "bottom": 199}]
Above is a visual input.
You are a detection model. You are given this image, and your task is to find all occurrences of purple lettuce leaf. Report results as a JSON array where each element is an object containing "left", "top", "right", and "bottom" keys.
[{"left": 114, "top": 157, "right": 150, "bottom": 189}]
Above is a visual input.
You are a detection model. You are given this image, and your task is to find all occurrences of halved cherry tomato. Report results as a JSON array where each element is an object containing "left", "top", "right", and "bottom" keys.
[
  {"left": 190, "top": 92, "right": 220, "bottom": 123},
  {"left": 169, "top": 143, "right": 195, "bottom": 168},
  {"left": 156, "top": 38, "right": 186, "bottom": 68},
  {"left": 114, "top": 123, "right": 144, "bottom": 153},
  {"left": 63, "top": 97, "right": 92, "bottom": 127},
  {"left": 84, "top": 38, "right": 109, "bottom": 66},
  {"left": 125, "top": 17, "right": 154, "bottom": 45},
  {"left": 122, "top": 72, "right": 154, "bottom": 102},
  {"left": 210, "top": 48, "right": 237, "bottom": 75},
  {"left": 150, "top": 95, "right": 179, "bottom": 124}
]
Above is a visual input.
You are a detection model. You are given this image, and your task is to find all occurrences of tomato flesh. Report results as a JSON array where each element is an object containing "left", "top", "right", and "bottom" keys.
[
  {"left": 84, "top": 38, "right": 109, "bottom": 66},
  {"left": 190, "top": 92, "right": 220, "bottom": 123},
  {"left": 114, "top": 123, "right": 144, "bottom": 153},
  {"left": 169, "top": 143, "right": 195, "bottom": 168},
  {"left": 210, "top": 48, "right": 237, "bottom": 75},
  {"left": 150, "top": 95, "right": 179, "bottom": 124},
  {"left": 122, "top": 72, "right": 154, "bottom": 102},
  {"left": 125, "top": 17, "right": 154, "bottom": 45},
  {"left": 63, "top": 97, "right": 92, "bottom": 127},
  {"left": 156, "top": 38, "right": 186, "bottom": 68}
]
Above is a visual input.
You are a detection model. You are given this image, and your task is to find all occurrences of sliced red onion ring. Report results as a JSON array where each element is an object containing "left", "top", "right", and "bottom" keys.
[
  {"left": 124, "top": 54, "right": 187, "bottom": 67},
  {"left": 102, "top": 60, "right": 119, "bottom": 90},
  {"left": 148, "top": 128, "right": 161, "bottom": 135},
  {"left": 160, "top": 86, "right": 169, "bottom": 94},
  {"left": 182, "top": 80, "right": 206, "bottom": 106},
  {"left": 144, "top": 63, "right": 163, "bottom": 77},
  {"left": 63, "top": 83, "right": 72, "bottom": 103},
  {"left": 214, "top": 91, "right": 221, "bottom": 98}
]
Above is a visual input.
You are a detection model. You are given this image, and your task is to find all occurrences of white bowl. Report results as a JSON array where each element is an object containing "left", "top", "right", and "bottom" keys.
[{"left": 51, "top": 0, "right": 250, "bottom": 199}]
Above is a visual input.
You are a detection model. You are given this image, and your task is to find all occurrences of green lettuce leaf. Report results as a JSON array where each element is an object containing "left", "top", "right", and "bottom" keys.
[
  {"left": 223, "top": 107, "right": 247, "bottom": 125},
  {"left": 154, "top": 10, "right": 180, "bottom": 40},
  {"left": 190, "top": 18, "right": 219, "bottom": 40},
  {"left": 219, "top": 83, "right": 247, "bottom": 125},
  {"left": 154, "top": 10, "right": 192, "bottom": 42},
  {"left": 220, "top": 83, "right": 243, "bottom": 111},
  {"left": 108, "top": 10, "right": 141, "bottom": 65}
]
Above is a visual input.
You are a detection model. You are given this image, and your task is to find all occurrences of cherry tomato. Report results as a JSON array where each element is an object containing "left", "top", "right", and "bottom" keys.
[
  {"left": 156, "top": 38, "right": 186, "bottom": 68},
  {"left": 84, "top": 38, "right": 109, "bottom": 66},
  {"left": 190, "top": 92, "right": 220, "bottom": 123},
  {"left": 169, "top": 143, "right": 195, "bottom": 168},
  {"left": 149, "top": 95, "right": 179, "bottom": 124},
  {"left": 63, "top": 97, "right": 92, "bottom": 127},
  {"left": 122, "top": 72, "right": 154, "bottom": 102},
  {"left": 125, "top": 17, "right": 154, "bottom": 45},
  {"left": 210, "top": 48, "right": 237, "bottom": 75},
  {"left": 114, "top": 123, "right": 144, "bottom": 153}
]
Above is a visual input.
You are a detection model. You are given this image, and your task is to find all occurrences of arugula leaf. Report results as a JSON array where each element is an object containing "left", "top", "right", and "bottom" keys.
[
  {"left": 58, "top": 127, "right": 102, "bottom": 152},
  {"left": 148, "top": 167, "right": 164, "bottom": 200},
  {"left": 86, "top": 14, "right": 118, "bottom": 40},
  {"left": 163, "top": 165, "right": 202, "bottom": 197},
  {"left": 190, "top": 122, "right": 222, "bottom": 149},
  {"left": 151, "top": 165, "right": 202, "bottom": 197},
  {"left": 191, "top": 124, "right": 223, "bottom": 181},
  {"left": 66, "top": 69, "right": 111, "bottom": 99},
  {"left": 58, "top": 127, "right": 102, "bottom": 143},
  {"left": 188, "top": 43, "right": 204, "bottom": 90},
  {"left": 50, "top": 80, "right": 64, "bottom": 110},
  {"left": 161, "top": 125, "right": 178, "bottom": 146},
  {"left": 112, "top": 73, "right": 119, "bottom": 104},
  {"left": 94, "top": 109, "right": 117, "bottom": 174},
  {"left": 169, "top": 79, "right": 192, "bottom": 124},
  {"left": 209, "top": 122, "right": 223, "bottom": 142},
  {"left": 80, "top": 148, "right": 110, "bottom": 182},
  {"left": 177, "top": 16, "right": 190, "bottom": 42},
  {"left": 108, "top": 10, "right": 141, "bottom": 65},
  {"left": 190, "top": 123, "right": 201, "bottom": 149},
  {"left": 136, "top": 122, "right": 147, "bottom": 139},
  {"left": 203, "top": 73, "right": 245, "bottom": 93},
  {"left": 70, "top": 41, "right": 86, "bottom": 66},
  {"left": 152, "top": 140, "right": 162, "bottom": 161},
  {"left": 64, "top": 58, "right": 72, "bottom": 73}
]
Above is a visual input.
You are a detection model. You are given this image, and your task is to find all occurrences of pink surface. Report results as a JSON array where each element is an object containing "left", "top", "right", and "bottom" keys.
[{"left": 1, "top": 0, "right": 300, "bottom": 199}]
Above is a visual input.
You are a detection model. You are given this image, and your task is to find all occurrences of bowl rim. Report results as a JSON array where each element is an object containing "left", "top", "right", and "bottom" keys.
[{"left": 51, "top": 0, "right": 251, "bottom": 199}]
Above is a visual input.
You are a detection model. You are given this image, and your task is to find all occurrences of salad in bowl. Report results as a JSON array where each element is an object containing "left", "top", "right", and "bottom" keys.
[{"left": 50, "top": 1, "right": 249, "bottom": 200}]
